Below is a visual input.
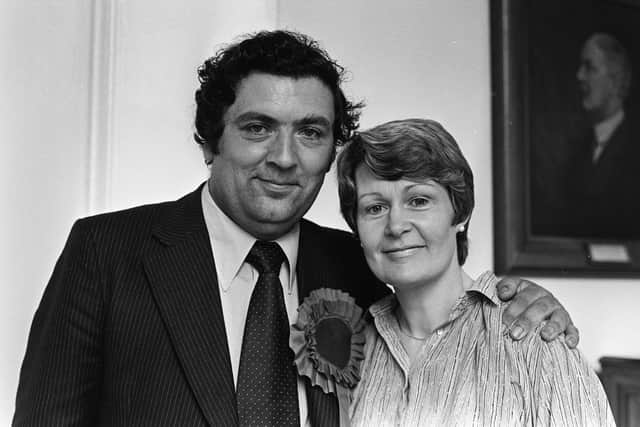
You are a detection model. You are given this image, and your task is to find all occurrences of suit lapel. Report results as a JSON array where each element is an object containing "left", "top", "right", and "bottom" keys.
[
  {"left": 297, "top": 220, "right": 340, "bottom": 427},
  {"left": 598, "top": 118, "right": 630, "bottom": 171},
  {"left": 144, "top": 186, "right": 238, "bottom": 427}
]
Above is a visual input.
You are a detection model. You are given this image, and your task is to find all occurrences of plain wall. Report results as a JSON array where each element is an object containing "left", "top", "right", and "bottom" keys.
[
  {"left": 0, "top": 1, "right": 94, "bottom": 422},
  {"left": 2, "top": 0, "right": 638, "bottom": 423}
]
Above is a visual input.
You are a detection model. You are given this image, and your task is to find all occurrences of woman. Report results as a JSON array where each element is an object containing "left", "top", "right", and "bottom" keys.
[{"left": 336, "top": 119, "right": 614, "bottom": 426}]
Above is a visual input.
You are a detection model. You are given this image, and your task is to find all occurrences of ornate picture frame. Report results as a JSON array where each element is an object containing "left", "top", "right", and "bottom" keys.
[{"left": 491, "top": 0, "right": 640, "bottom": 276}]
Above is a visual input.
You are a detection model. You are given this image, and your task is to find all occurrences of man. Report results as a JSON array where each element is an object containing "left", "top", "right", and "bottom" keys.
[
  {"left": 565, "top": 32, "right": 640, "bottom": 237},
  {"left": 14, "top": 30, "right": 577, "bottom": 426}
]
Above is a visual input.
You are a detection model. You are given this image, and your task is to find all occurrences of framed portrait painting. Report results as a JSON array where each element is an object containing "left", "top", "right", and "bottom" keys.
[{"left": 491, "top": 0, "right": 640, "bottom": 276}]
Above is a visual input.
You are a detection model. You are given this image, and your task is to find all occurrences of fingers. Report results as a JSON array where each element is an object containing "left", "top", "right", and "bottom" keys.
[
  {"left": 496, "top": 276, "right": 523, "bottom": 301},
  {"left": 540, "top": 308, "right": 570, "bottom": 341},
  {"left": 540, "top": 307, "right": 580, "bottom": 348},
  {"left": 501, "top": 280, "right": 550, "bottom": 328},
  {"left": 505, "top": 294, "right": 561, "bottom": 341},
  {"left": 498, "top": 277, "right": 578, "bottom": 345},
  {"left": 565, "top": 323, "right": 580, "bottom": 348},
  {"left": 540, "top": 310, "right": 579, "bottom": 348}
]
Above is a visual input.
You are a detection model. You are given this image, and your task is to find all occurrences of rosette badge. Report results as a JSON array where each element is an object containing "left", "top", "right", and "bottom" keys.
[{"left": 290, "top": 288, "right": 366, "bottom": 426}]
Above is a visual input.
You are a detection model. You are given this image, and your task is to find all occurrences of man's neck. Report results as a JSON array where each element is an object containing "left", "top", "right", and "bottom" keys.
[
  {"left": 593, "top": 108, "right": 624, "bottom": 144},
  {"left": 588, "top": 98, "right": 623, "bottom": 125}
]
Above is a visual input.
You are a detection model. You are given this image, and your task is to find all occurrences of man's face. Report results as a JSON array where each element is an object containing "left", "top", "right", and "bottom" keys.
[
  {"left": 577, "top": 39, "right": 621, "bottom": 121},
  {"left": 208, "top": 73, "right": 335, "bottom": 240}
]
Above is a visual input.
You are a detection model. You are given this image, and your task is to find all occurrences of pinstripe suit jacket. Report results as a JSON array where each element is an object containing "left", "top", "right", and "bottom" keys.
[{"left": 14, "top": 185, "right": 389, "bottom": 427}]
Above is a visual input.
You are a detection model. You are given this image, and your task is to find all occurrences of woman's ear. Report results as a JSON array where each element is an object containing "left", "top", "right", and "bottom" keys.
[
  {"left": 455, "top": 217, "right": 469, "bottom": 233},
  {"left": 202, "top": 143, "right": 214, "bottom": 166}
]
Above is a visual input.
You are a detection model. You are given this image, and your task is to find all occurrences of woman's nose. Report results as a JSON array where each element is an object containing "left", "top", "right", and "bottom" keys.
[{"left": 384, "top": 207, "right": 411, "bottom": 237}]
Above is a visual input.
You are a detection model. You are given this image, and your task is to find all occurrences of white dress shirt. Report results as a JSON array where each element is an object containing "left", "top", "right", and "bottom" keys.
[
  {"left": 593, "top": 109, "right": 624, "bottom": 162},
  {"left": 201, "top": 184, "right": 309, "bottom": 426}
]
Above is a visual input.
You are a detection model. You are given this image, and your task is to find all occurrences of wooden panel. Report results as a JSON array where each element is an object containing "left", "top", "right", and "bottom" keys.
[{"left": 600, "top": 357, "right": 640, "bottom": 427}]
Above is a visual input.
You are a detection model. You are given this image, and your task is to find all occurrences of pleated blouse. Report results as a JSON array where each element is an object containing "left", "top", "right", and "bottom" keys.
[{"left": 350, "top": 271, "right": 615, "bottom": 426}]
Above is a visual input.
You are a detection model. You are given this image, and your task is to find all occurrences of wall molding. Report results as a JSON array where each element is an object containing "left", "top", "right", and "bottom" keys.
[{"left": 87, "top": 0, "right": 117, "bottom": 214}]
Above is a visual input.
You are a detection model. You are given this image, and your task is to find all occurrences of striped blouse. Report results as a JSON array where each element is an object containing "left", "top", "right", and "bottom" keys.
[{"left": 350, "top": 271, "right": 615, "bottom": 426}]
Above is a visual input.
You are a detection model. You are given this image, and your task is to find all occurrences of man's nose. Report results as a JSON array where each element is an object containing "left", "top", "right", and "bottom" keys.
[
  {"left": 576, "top": 65, "right": 586, "bottom": 81},
  {"left": 384, "top": 207, "right": 411, "bottom": 237},
  {"left": 267, "top": 131, "right": 297, "bottom": 169}
]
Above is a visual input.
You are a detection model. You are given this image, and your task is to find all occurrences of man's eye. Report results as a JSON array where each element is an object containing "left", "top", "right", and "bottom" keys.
[
  {"left": 244, "top": 124, "right": 269, "bottom": 135},
  {"left": 299, "top": 127, "right": 321, "bottom": 139},
  {"left": 409, "top": 197, "right": 430, "bottom": 208}
]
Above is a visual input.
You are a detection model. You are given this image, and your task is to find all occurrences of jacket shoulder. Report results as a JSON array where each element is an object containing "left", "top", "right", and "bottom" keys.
[
  {"left": 299, "top": 219, "right": 390, "bottom": 307},
  {"left": 299, "top": 218, "right": 360, "bottom": 251},
  {"left": 72, "top": 187, "right": 202, "bottom": 255},
  {"left": 74, "top": 200, "right": 174, "bottom": 241}
]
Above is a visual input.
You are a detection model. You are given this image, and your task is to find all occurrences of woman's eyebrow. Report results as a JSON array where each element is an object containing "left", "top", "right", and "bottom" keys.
[{"left": 357, "top": 191, "right": 383, "bottom": 202}]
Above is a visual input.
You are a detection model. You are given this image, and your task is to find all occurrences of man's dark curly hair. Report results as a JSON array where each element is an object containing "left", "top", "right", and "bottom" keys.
[{"left": 194, "top": 30, "right": 363, "bottom": 154}]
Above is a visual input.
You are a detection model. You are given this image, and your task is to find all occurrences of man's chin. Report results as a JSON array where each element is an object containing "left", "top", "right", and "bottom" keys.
[
  {"left": 245, "top": 212, "right": 300, "bottom": 240},
  {"left": 248, "top": 200, "right": 305, "bottom": 226}
]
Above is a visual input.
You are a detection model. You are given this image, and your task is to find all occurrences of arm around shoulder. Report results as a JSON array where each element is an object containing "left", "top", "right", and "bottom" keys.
[{"left": 14, "top": 219, "right": 105, "bottom": 426}]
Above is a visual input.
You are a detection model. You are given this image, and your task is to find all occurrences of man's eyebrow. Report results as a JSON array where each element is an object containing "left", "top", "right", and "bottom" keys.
[
  {"left": 233, "top": 112, "right": 277, "bottom": 125},
  {"left": 295, "top": 115, "right": 332, "bottom": 128}
]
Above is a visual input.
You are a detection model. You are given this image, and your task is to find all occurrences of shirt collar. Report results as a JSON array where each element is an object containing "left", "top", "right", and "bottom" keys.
[
  {"left": 594, "top": 109, "right": 624, "bottom": 144},
  {"left": 200, "top": 183, "right": 299, "bottom": 293},
  {"left": 368, "top": 271, "right": 499, "bottom": 319}
]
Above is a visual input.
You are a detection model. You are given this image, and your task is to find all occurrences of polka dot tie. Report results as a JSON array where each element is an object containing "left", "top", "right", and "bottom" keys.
[{"left": 236, "top": 241, "right": 300, "bottom": 426}]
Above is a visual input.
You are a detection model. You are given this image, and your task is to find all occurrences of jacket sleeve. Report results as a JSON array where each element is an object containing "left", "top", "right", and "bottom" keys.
[{"left": 14, "top": 219, "right": 105, "bottom": 427}]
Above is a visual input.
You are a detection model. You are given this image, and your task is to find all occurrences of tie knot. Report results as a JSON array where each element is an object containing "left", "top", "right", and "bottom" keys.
[{"left": 246, "top": 241, "right": 286, "bottom": 275}]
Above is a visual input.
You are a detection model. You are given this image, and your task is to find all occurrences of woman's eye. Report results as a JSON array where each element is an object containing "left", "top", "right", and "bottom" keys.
[
  {"left": 365, "top": 204, "right": 385, "bottom": 215},
  {"left": 409, "top": 197, "right": 430, "bottom": 208}
]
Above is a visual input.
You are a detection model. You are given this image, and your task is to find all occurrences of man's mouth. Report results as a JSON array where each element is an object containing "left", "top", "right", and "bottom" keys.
[{"left": 256, "top": 177, "right": 299, "bottom": 193}]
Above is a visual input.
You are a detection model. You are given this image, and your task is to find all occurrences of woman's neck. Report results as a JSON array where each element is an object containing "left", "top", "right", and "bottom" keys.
[{"left": 394, "top": 263, "right": 473, "bottom": 338}]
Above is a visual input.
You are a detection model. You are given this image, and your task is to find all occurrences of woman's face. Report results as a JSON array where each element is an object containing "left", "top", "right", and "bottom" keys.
[{"left": 355, "top": 165, "right": 462, "bottom": 290}]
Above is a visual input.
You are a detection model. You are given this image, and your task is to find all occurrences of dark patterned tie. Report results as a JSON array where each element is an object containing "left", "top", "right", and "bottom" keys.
[{"left": 236, "top": 241, "right": 300, "bottom": 426}]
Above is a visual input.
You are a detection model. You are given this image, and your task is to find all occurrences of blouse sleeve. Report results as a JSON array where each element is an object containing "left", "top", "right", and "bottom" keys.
[{"left": 521, "top": 329, "right": 616, "bottom": 427}]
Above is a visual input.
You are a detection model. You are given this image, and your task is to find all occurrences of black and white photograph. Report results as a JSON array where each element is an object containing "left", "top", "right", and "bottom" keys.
[{"left": 2, "top": 1, "right": 639, "bottom": 426}]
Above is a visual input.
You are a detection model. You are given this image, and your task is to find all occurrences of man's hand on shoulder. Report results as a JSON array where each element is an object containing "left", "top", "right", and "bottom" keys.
[{"left": 497, "top": 277, "right": 579, "bottom": 348}]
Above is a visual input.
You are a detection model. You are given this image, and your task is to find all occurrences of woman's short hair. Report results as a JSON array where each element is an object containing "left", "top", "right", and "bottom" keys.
[{"left": 337, "top": 118, "right": 475, "bottom": 265}]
